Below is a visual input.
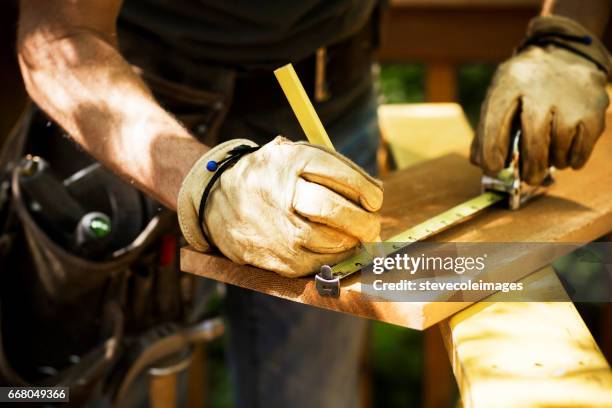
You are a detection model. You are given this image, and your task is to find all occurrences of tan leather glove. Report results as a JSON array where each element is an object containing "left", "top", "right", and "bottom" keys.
[
  {"left": 178, "top": 136, "right": 383, "bottom": 278},
  {"left": 471, "top": 15, "right": 611, "bottom": 185}
]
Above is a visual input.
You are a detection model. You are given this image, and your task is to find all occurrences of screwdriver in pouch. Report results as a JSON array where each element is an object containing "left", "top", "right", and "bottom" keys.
[{"left": 18, "top": 155, "right": 112, "bottom": 258}]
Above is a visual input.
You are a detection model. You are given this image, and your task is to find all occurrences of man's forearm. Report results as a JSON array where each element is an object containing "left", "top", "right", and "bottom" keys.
[
  {"left": 542, "top": 0, "right": 611, "bottom": 37},
  {"left": 18, "top": 27, "right": 207, "bottom": 210}
]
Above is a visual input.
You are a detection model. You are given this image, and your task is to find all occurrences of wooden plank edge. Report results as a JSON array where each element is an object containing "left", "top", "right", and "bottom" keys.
[{"left": 439, "top": 266, "right": 612, "bottom": 407}]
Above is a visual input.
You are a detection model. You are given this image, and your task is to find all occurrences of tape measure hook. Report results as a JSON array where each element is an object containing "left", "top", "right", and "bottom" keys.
[
  {"left": 481, "top": 128, "right": 554, "bottom": 210},
  {"left": 316, "top": 265, "right": 340, "bottom": 297}
]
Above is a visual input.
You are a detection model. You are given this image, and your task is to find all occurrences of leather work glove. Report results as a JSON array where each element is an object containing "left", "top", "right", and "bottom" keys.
[
  {"left": 178, "top": 136, "right": 383, "bottom": 278},
  {"left": 471, "top": 15, "right": 612, "bottom": 185}
]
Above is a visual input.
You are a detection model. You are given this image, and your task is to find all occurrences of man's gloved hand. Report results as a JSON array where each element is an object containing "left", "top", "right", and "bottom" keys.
[
  {"left": 471, "top": 15, "right": 611, "bottom": 185},
  {"left": 178, "top": 136, "right": 383, "bottom": 278}
]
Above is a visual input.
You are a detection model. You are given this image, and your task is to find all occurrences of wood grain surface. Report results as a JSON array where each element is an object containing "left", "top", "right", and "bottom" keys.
[
  {"left": 378, "top": 103, "right": 472, "bottom": 169},
  {"left": 440, "top": 266, "right": 612, "bottom": 407},
  {"left": 181, "top": 114, "right": 612, "bottom": 330}
]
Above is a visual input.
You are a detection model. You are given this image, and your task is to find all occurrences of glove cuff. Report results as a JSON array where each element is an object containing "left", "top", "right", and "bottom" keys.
[
  {"left": 520, "top": 15, "right": 612, "bottom": 75},
  {"left": 177, "top": 139, "right": 258, "bottom": 251}
]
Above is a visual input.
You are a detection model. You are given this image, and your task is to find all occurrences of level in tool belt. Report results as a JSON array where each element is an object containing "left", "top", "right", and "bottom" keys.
[{"left": 315, "top": 127, "right": 555, "bottom": 298}]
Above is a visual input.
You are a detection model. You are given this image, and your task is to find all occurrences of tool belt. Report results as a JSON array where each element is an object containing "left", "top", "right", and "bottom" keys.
[
  {"left": 119, "top": 15, "right": 379, "bottom": 145},
  {"left": 0, "top": 104, "right": 208, "bottom": 405},
  {"left": 232, "top": 18, "right": 378, "bottom": 113}
]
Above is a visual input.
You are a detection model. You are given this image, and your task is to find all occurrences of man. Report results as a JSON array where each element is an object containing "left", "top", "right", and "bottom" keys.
[
  {"left": 15, "top": 0, "right": 610, "bottom": 406},
  {"left": 17, "top": 1, "right": 382, "bottom": 406}
]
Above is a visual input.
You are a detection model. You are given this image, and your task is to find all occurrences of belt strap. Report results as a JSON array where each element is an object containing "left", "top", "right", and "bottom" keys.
[{"left": 232, "top": 19, "right": 376, "bottom": 112}]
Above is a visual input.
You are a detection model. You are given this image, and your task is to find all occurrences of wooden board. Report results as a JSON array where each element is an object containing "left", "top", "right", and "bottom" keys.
[
  {"left": 181, "top": 115, "right": 612, "bottom": 330},
  {"left": 378, "top": 103, "right": 472, "bottom": 168},
  {"left": 440, "top": 266, "right": 612, "bottom": 407}
]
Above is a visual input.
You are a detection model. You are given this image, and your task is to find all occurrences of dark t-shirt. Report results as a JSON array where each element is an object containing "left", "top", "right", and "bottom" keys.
[{"left": 118, "top": 0, "right": 376, "bottom": 70}]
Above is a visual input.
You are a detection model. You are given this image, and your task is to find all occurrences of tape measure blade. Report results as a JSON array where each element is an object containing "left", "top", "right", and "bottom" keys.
[
  {"left": 330, "top": 192, "right": 504, "bottom": 278},
  {"left": 388, "top": 192, "right": 502, "bottom": 242}
]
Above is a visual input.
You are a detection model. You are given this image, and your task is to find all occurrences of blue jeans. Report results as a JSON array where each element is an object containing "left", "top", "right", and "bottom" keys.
[{"left": 220, "top": 76, "right": 379, "bottom": 408}]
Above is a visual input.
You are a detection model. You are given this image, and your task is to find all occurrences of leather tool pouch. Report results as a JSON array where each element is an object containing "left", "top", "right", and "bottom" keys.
[
  {"left": 0, "top": 103, "right": 185, "bottom": 401},
  {"left": 0, "top": 52, "right": 233, "bottom": 398}
]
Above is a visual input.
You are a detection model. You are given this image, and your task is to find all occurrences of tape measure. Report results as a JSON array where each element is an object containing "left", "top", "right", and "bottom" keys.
[{"left": 327, "top": 192, "right": 503, "bottom": 278}]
